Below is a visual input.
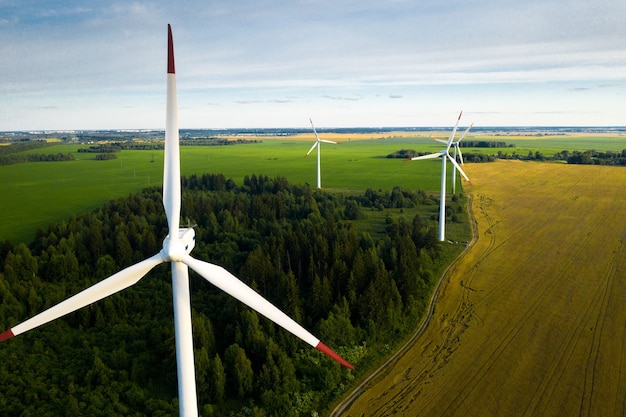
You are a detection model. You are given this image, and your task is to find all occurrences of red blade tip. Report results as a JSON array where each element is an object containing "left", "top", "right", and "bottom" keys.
[
  {"left": 167, "top": 24, "right": 175, "bottom": 74},
  {"left": 0, "top": 329, "right": 15, "bottom": 342},
  {"left": 316, "top": 342, "right": 354, "bottom": 369}
]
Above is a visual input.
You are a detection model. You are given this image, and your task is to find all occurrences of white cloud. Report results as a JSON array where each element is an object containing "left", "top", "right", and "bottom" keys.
[{"left": 1, "top": 0, "right": 625, "bottom": 129}]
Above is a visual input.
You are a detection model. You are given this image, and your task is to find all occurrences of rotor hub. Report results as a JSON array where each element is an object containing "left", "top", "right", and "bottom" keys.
[{"left": 162, "top": 238, "right": 186, "bottom": 262}]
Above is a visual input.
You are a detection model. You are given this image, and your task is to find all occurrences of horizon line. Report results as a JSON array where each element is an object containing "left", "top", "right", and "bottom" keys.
[{"left": 2, "top": 126, "right": 626, "bottom": 135}]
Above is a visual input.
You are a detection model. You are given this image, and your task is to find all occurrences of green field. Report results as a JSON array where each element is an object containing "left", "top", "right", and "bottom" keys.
[
  {"left": 0, "top": 137, "right": 445, "bottom": 243},
  {"left": 1, "top": 133, "right": 625, "bottom": 243}
]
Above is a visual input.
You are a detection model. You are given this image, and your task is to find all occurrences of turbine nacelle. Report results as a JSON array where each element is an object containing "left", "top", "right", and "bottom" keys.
[{"left": 162, "top": 228, "right": 196, "bottom": 262}]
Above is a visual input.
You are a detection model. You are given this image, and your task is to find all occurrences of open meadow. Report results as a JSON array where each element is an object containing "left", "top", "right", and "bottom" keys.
[
  {"left": 0, "top": 133, "right": 446, "bottom": 243},
  {"left": 1, "top": 131, "right": 625, "bottom": 244},
  {"left": 340, "top": 160, "right": 626, "bottom": 416}
]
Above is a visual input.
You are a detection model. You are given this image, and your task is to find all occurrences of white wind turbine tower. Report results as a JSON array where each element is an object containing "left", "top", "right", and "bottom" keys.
[
  {"left": 0, "top": 25, "right": 353, "bottom": 417},
  {"left": 409, "top": 111, "right": 472, "bottom": 241},
  {"left": 305, "top": 118, "right": 337, "bottom": 189},
  {"left": 432, "top": 116, "right": 474, "bottom": 194}
]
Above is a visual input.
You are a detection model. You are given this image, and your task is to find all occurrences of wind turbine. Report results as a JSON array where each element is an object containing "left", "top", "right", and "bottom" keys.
[
  {"left": 409, "top": 111, "right": 471, "bottom": 241},
  {"left": 305, "top": 118, "right": 337, "bottom": 189},
  {"left": 0, "top": 25, "right": 353, "bottom": 417},
  {"left": 432, "top": 115, "right": 474, "bottom": 194}
]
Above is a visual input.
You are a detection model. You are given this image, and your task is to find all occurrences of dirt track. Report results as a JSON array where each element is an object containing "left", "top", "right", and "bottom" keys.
[{"left": 339, "top": 161, "right": 626, "bottom": 417}]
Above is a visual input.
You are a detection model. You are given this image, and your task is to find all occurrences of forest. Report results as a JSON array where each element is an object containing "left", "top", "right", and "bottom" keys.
[
  {"left": 561, "top": 149, "right": 626, "bottom": 165},
  {"left": 0, "top": 152, "right": 75, "bottom": 166},
  {"left": 0, "top": 174, "right": 466, "bottom": 416},
  {"left": 0, "top": 141, "right": 75, "bottom": 166}
]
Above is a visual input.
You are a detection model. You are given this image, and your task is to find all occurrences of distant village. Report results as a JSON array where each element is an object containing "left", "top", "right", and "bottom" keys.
[{"left": 2, "top": 126, "right": 624, "bottom": 144}]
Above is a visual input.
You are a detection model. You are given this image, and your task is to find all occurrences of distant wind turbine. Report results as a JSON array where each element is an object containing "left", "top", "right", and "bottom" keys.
[
  {"left": 409, "top": 111, "right": 472, "bottom": 241},
  {"left": 0, "top": 24, "right": 353, "bottom": 417},
  {"left": 306, "top": 118, "right": 337, "bottom": 189},
  {"left": 432, "top": 117, "right": 474, "bottom": 194}
]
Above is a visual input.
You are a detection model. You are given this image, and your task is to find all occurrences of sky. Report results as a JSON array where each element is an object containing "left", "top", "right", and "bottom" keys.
[{"left": 1, "top": 0, "right": 625, "bottom": 130}]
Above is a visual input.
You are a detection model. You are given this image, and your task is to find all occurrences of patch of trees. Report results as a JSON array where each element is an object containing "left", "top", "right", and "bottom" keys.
[
  {"left": 462, "top": 153, "right": 496, "bottom": 163},
  {"left": 0, "top": 174, "right": 463, "bottom": 416},
  {"left": 78, "top": 144, "right": 123, "bottom": 153},
  {"left": 562, "top": 149, "right": 626, "bottom": 165},
  {"left": 459, "top": 140, "right": 513, "bottom": 148},
  {"left": 95, "top": 153, "right": 118, "bottom": 161},
  {"left": 0, "top": 141, "right": 56, "bottom": 155},
  {"left": 180, "top": 138, "right": 261, "bottom": 146},
  {"left": 484, "top": 150, "right": 546, "bottom": 162},
  {"left": 78, "top": 140, "right": 259, "bottom": 154},
  {"left": 491, "top": 149, "right": 626, "bottom": 165},
  {"left": 386, "top": 149, "right": 419, "bottom": 159},
  {"left": 0, "top": 152, "right": 75, "bottom": 166}
]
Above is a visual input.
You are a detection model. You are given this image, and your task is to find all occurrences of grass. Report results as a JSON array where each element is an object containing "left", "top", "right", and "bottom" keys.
[
  {"left": 0, "top": 137, "right": 448, "bottom": 243},
  {"left": 1, "top": 132, "right": 625, "bottom": 243},
  {"left": 342, "top": 160, "right": 626, "bottom": 417}
]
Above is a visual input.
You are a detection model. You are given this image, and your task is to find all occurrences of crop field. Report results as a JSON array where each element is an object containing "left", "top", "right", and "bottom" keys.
[
  {"left": 340, "top": 160, "right": 626, "bottom": 416},
  {"left": 1, "top": 132, "right": 624, "bottom": 244},
  {"left": 0, "top": 135, "right": 454, "bottom": 243}
]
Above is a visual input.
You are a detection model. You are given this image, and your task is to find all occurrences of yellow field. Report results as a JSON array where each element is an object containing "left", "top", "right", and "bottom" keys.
[{"left": 340, "top": 161, "right": 626, "bottom": 416}]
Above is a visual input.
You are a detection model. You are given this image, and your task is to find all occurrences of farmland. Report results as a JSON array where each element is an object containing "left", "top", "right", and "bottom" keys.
[
  {"left": 2, "top": 130, "right": 626, "bottom": 415},
  {"left": 1, "top": 130, "right": 625, "bottom": 244},
  {"left": 340, "top": 160, "right": 626, "bottom": 417},
  {"left": 0, "top": 133, "right": 445, "bottom": 243}
]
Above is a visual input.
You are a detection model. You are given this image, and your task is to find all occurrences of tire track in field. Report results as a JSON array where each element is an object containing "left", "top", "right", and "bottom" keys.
[
  {"left": 533, "top": 226, "right": 623, "bottom": 417},
  {"left": 329, "top": 195, "right": 481, "bottom": 417},
  {"left": 360, "top": 192, "right": 551, "bottom": 417},
  {"left": 578, "top": 212, "right": 625, "bottom": 417},
  {"left": 368, "top": 186, "right": 567, "bottom": 416},
  {"left": 359, "top": 195, "right": 494, "bottom": 416},
  {"left": 417, "top": 178, "right": 606, "bottom": 417},
  {"left": 520, "top": 230, "right": 619, "bottom": 417},
  {"left": 515, "top": 191, "right": 625, "bottom": 417},
  {"left": 612, "top": 231, "right": 626, "bottom": 416}
]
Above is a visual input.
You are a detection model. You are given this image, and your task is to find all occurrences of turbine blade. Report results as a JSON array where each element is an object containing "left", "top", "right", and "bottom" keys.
[
  {"left": 434, "top": 138, "right": 448, "bottom": 145},
  {"left": 446, "top": 110, "right": 462, "bottom": 150},
  {"left": 319, "top": 139, "right": 338, "bottom": 145},
  {"left": 448, "top": 154, "right": 471, "bottom": 183},
  {"left": 411, "top": 152, "right": 442, "bottom": 161},
  {"left": 457, "top": 147, "right": 465, "bottom": 165},
  {"left": 183, "top": 255, "right": 354, "bottom": 369},
  {"left": 0, "top": 254, "right": 164, "bottom": 341},
  {"left": 309, "top": 118, "right": 321, "bottom": 142},
  {"left": 164, "top": 24, "right": 181, "bottom": 234},
  {"left": 456, "top": 123, "right": 473, "bottom": 143},
  {"left": 305, "top": 141, "right": 318, "bottom": 157}
]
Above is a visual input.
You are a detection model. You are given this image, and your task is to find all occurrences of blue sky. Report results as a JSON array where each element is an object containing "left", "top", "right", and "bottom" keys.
[{"left": 1, "top": 0, "right": 625, "bottom": 130}]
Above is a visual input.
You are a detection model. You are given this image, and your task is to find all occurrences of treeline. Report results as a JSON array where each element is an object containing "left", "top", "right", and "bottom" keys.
[
  {"left": 0, "top": 174, "right": 461, "bottom": 417},
  {"left": 558, "top": 149, "right": 626, "bottom": 165},
  {"left": 78, "top": 144, "right": 124, "bottom": 153},
  {"left": 386, "top": 149, "right": 419, "bottom": 159},
  {"left": 0, "top": 141, "right": 56, "bottom": 156},
  {"left": 95, "top": 154, "right": 118, "bottom": 161},
  {"left": 77, "top": 139, "right": 259, "bottom": 154},
  {"left": 385, "top": 150, "right": 497, "bottom": 163},
  {"left": 459, "top": 140, "right": 513, "bottom": 148},
  {"left": 0, "top": 152, "right": 75, "bottom": 166},
  {"left": 491, "top": 149, "right": 626, "bottom": 165},
  {"left": 462, "top": 153, "right": 496, "bottom": 163}
]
